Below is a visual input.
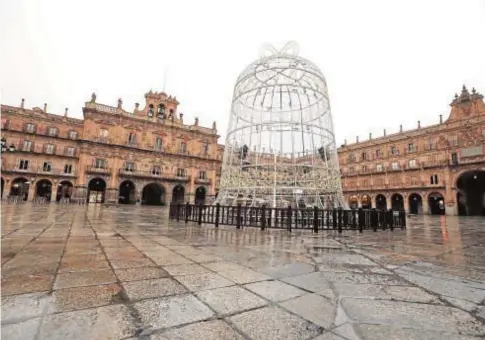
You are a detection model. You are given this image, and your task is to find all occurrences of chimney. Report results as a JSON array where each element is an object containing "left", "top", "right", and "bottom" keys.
[
  {"left": 417, "top": 120, "right": 421, "bottom": 129},
  {"left": 344, "top": 139, "right": 347, "bottom": 146},
  {"left": 356, "top": 136, "right": 359, "bottom": 143},
  {"left": 43, "top": 103, "right": 47, "bottom": 112},
  {"left": 64, "top": 108, "right": 68, "bottom": 117},
  {"left": 439, "top": 114, "right": 443, "bottom": 124},
  {"left": 383, "top": 129, "right": 386, "bottom": 137},
  {"left": 179, "top": 113, "right": 184, "bottom": 123},
  {"left": 399, "top": 124, "right": 403, "bottom": 133},
  {"left": 369, "top": 132, "right": 372, "bottom": 140},
  {"left": 20, "top": 98, "right": 25, "bottom": 109}
]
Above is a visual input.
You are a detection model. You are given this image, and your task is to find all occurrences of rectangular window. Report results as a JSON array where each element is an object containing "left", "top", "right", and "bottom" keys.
[
  {"left": 47, "top": 127, "right": 58, "bottom": 136},
  {"left": 361, "top": 152, "right": 367, "bottom": 161},
  {"left": 375, "top": 149, "right": 381, "bottom": 158},
  {"left": 176, "top": 168, "right": 186, "bottom": 177},
  {"left": 22, "top": 140, "right": 32, "bottom": 151},
  {"left": 409, "top": 159, "right": 417, "bottom": 168},
  {"left": 391, "top": 162, "right": 399, "bottom": 170},
  {"left": 180, "top": 142, "right": 187, "bottom": 153},
  {"left": 362, "top": 165, "right": 367, "bottom": 172},
  {"left": 69, "top": 131, "right": 78, "bottom": 139},
  {"left": 349, "top": 167, "right": 354, "bottom": 173},
  {"left": 411, "top": 177, "right": 419, "bottom": 185},
  {"left": 43, "top": 162, "right": 52, "bottom": 172},
  {"left": 451, "top": 152, "right": 458, "bottom": 165},
  {"left": 155, "top": 137, "right": 163, "bottom": 151},
  {"left": 390, "top": 146, "right": 398, "bottom": 156},
  {"left": 64, "top": 164, "right": 72, "bottom": 174},
  {"left": 408, "top": 143, "right": 416, "bottom": 153},
  {"left": 25, "top": 123, "right": 35, "bottom": 133},
  {"left": 349, "top": 154, "right": 355, "bottom": 163},
  {"left": 99, "top": 128, "right": 109, "bottom": 137},
  {"left": 430, "top": 174, "right": 439, "bottom": 185},
  {"left": 127, "top": 132, "right": 136, "bottom": 145},
  {"left": 94, "top": 158, "right": 106, "bottom": 168},
  {"left": 376, "top": 164, "right": 383, "bottom": 172},
  {"left": 45, "top": 144, "right": 54, "bottom": 154},
  {"left": 201, "top": 142, "right": 209, "bottom": 155},
  {"left": 151, "top": 166, "right": 161, "bottom": 175},
  {"left": 19, "top": 159, "right": 29, "bottom": 170},
  {"left": 1, "top": 118, "right": 8, "bottom": 129},
  {"left": 66, "top": 147, "right": 75, "bottom": 156},
  {"left": 124, "top": 162, "right": 135, "bottom": 171},
  {"left": 199, "top": 171, "right": 207, "bottom": 179}
]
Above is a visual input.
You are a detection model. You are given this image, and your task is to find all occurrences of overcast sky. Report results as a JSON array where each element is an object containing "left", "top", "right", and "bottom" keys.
[{"left": 1, "top": 0, "right": 484, "bottom": 146}]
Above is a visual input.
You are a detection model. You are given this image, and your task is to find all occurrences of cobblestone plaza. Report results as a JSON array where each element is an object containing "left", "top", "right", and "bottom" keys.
[{"left": 1, "top": 204, "right": 485, "bottom": 339}]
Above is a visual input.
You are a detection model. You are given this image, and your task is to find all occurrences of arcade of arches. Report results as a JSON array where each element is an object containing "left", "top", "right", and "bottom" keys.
[{"left": 346, "top": 192, "right": 448, "bottom": 215}]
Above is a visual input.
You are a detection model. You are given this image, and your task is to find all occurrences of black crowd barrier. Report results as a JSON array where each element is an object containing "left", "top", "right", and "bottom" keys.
[{"left": 169, "top": 203, "right": 406, "bottom": 233}]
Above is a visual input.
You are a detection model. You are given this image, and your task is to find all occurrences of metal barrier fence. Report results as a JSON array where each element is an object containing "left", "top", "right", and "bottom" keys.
[{"left": 169, "top": 203, "right": 406, "bottom": 233}]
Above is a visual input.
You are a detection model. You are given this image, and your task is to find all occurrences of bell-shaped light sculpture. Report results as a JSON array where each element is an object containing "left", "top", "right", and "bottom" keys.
[{"left": 215, "top": 42, "right": 346, "bottom": 209}]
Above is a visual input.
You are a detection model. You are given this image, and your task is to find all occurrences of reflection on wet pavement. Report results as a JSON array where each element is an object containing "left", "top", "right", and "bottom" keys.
[{"left": 1, "top": 204, "right": 485, "bottom": 339}]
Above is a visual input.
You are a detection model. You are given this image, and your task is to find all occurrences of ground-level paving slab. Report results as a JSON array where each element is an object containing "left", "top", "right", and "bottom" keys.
[{"left": 1, "top": 204, "right": 485, "bottom": 339}]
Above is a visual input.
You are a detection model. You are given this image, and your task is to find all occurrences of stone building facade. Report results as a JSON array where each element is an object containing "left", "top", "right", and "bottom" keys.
[
  {"left": 1, "top": 91, "right": 222, "bottom": 205},
  {"left": 338, "top": 86, "right": 485, "bottom": 216}
]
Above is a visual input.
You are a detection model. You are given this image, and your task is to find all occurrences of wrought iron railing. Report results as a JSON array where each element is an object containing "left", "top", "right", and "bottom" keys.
[{"left": 169, "top": 203, "right": 406, "bottom": 233}]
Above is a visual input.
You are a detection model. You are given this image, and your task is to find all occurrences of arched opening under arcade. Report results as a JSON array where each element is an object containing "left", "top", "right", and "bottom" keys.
[
  {"left": 428, "top": 192, "right": 445, "bottom": 215},
  {"left": 172, "top": 184, "right": 185, "bottom": 204},
  {"left": 361, "top": 194, "right": 371, "bottom": 209},
  {"left": 456, "top": 170, "right": 485, "bottom": 216},
  {"left": 391, "top": 193, "right": 404, "bottom": 211},
  {"left": 195, "top": 186, "right": 206, "bottom": 205},
  {"left": 375, "top": 194, "right": 387, "bottom": 211},
  {"left": 88, "top": 178, "right": 106, "bottom": 203},
  {"left": 408, "top": 193, "right": 423, "bottom": 214},
  {"left": 10, "top": 177, "right": 29, "bottom": 201},
  {"left": 119, "top": 180, "right": 136, "bottom": 204},
  {"left": 1, "top": 177, "right": 4, "bottom": 198},
  {"left": 348, "top": 195, "right": 358, "bottom": 210},
  {"left": 56, "top": 181, "right": 73, "bottom": 202},
  {"left": 35, "top": 179, "right": 53, "bottom": 201},
  {"left": 142, "top": 183, "right": 165, "bottom": 206}
]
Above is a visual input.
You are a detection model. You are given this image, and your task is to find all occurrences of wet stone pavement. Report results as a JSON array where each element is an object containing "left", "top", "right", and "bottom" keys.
[{"left": 1, "top": 204, "right": 485, "bottom": 340}]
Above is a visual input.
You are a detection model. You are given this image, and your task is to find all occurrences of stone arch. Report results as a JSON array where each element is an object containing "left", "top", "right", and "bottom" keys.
[
  {"left": 10, "top": 177, "right": 30, "bottom": 201},
  {"left": 408, "top": 193, "right": 423, "bottom": 214},
  {"left": 88, "top": 177, "right": 107, "bottom": 203},
  {"left": 119, "top": 180, "right": 136, "bottom": 204},
  {"left": 142, "top": 182, "right": 166, "bottom": 206},
  {"left": 35, "top": 179, "right": 53, "bottom": 201},
  {"left": 455, "top": 170, "right": 485, "bottom": 216},
  {"left": 348, "top": 195, "right": 358, "bottom": 209},
  {"left": 195, "top": 186, "right": 207, "bottom": 205},
  {"left": 391, "top": 193, "right": 404, "bottom": 211},
  {"left": 375, "top": 194, "right": 387, "bottom": 211},
  {"left": 360, "top": 194, "right": 371, "bottom": 209},
  {"left": 428, "top": 191, "right": 445, "bottom": 215},
  {"left": 172, "top": 184, "right": 185, "bottom": 204},
  {"left": 56, "top": 180, "right": 74, "bottom": 202}
]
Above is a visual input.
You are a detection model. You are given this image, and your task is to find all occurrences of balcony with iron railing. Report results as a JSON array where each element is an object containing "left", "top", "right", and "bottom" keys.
[
  {"left": 195, "top": 177, "right": 212, "bottom": 185},
  {"left": 118, "top": 168, "right": 191, "bottom": 182},
  {"left": 86, "top": 166, "right": 111, "bottom": 175},
  {"left": 1, "top": 164, "right": 77, "bottom": 177}
]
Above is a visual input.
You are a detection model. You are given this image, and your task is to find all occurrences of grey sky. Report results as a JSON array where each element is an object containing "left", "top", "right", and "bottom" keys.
[{"left": 1, "top": 0, "right": 484, "bottom": 146}]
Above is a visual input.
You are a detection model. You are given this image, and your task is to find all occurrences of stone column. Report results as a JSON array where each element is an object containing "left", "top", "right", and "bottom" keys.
[
  {"left": 27, "top": 183, "right": 35, "bottom": 201},
  {"left": 403, "top": 194, "right": 410, "bottom": 213},
  {"left": 105, "top": 188, "right": 118, "bottom": 204},
  {"left": 422, "top": 197, "right": 429, "bottom": 215}
]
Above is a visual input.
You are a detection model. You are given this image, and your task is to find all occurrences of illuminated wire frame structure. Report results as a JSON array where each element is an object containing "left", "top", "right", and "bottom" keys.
[{"left": 215, "top": 41, "right": 346, "bottom": 209}]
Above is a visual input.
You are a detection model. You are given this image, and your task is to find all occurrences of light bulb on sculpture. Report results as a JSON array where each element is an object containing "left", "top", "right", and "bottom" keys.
[{"left": 215, "top": 42, "right": 346, "bottom": 209}]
